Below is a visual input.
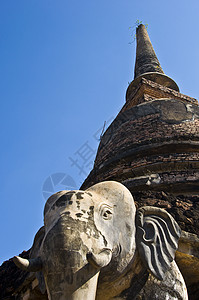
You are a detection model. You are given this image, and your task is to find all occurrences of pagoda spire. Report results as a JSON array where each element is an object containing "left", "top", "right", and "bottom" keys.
[
  {"left": 134, "top": 24, "right": 164, "bottom": 78},
  {"left": 126, "top": 24, "right": 179, "bottom": 103}
]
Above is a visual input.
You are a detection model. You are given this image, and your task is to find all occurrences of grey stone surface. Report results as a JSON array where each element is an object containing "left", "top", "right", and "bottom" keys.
[
  {"left": 13, "top": 181, "right": 188, "bottom": 299},
  {"left": 136, "top": 206, "right": 181, "bottom": 280}
]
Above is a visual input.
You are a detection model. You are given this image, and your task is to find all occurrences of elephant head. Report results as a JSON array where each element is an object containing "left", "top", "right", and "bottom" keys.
[{"left": 13, "top": 181, "right": 182, "bottom": 300}]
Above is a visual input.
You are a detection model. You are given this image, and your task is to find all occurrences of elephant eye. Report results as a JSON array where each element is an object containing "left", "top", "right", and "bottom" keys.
[
  {"left": 99, "top": 204, "right": 113, "bottom": 220},
  {"left": 102, "top": 209, "right": 112, "bottom": 220}
]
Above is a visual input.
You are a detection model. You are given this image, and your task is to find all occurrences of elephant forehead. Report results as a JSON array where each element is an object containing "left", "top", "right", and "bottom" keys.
[{"left": 44, "top": 191, "right": 94, "bottom": 226}]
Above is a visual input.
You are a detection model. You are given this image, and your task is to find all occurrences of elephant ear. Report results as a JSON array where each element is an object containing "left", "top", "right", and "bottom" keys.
[
  {"left": 135, "top": 206, "right": 181, "bottom": 280},
  {"left": 30, "top": 226, "right": 46, "bottom": 294}
]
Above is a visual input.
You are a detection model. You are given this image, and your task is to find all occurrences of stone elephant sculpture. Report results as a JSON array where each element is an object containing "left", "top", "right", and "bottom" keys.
[{"left": 14, "top": 181, "right": 188, "bottom": 299}]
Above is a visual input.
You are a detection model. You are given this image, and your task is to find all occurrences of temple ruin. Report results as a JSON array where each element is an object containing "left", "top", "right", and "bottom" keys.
[{"left": 1, "top": 24, "right": 199, "bottom": 299}]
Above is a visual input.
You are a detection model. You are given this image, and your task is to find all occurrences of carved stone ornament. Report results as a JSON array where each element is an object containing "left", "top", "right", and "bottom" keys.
[{"left": 13, "top": 181, "right": 188, "bottom": 299}]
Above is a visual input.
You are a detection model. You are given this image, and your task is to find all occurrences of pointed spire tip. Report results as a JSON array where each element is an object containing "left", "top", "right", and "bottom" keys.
[{"left": 134, "top": 24, "right": 164, "bottom": 79}]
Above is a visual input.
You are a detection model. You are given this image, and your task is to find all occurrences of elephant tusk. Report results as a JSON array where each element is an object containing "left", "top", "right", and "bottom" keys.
[
  {"left": 87, "top": 249, "right": 112, "bottom": 269},
  {"left": 13, "top": 256, "right": 42, "bottom": 272}
]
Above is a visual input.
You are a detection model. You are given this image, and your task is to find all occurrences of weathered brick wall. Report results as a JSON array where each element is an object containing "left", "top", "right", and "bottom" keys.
[
  {"left": 130, "top": 152, "right": 199, "bottom": 170},
  {"left": 94, "top": 100, "right": 199, "bottom": 169},
  {"left": 133, "top": 191, "right": 199, "bottom": 235},
  {"left": 125, "top": 77, "right": 197, "bottom": 108},
  {"left": 95, "top": 116, "right": 199, "bottom": 167},
  {"left": 82, "top": 98, "right": 199, "bottom": 193},
  {"left": 82, "top": 156, "right": 199, "bottom": 194}
]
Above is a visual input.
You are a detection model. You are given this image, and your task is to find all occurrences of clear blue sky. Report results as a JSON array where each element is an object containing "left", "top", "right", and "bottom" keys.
[{"left": 1, "top": 1, "right": 199, "bottom": 264}]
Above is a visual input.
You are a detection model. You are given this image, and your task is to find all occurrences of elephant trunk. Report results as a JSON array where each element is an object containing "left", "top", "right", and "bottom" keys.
[
  {"left": 86, "top": 249, "right": 112, "bottom": 268},
  {"left": 47, "top": 270, "right": 100, "bottom": 300},
  {"left": 14, "top": 254, "right": 101, "bottom": 300}
]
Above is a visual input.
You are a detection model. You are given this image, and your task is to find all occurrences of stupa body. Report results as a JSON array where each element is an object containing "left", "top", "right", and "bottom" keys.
[{"left": 1, "top": 24, "right": 199, "bottom": 299}]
